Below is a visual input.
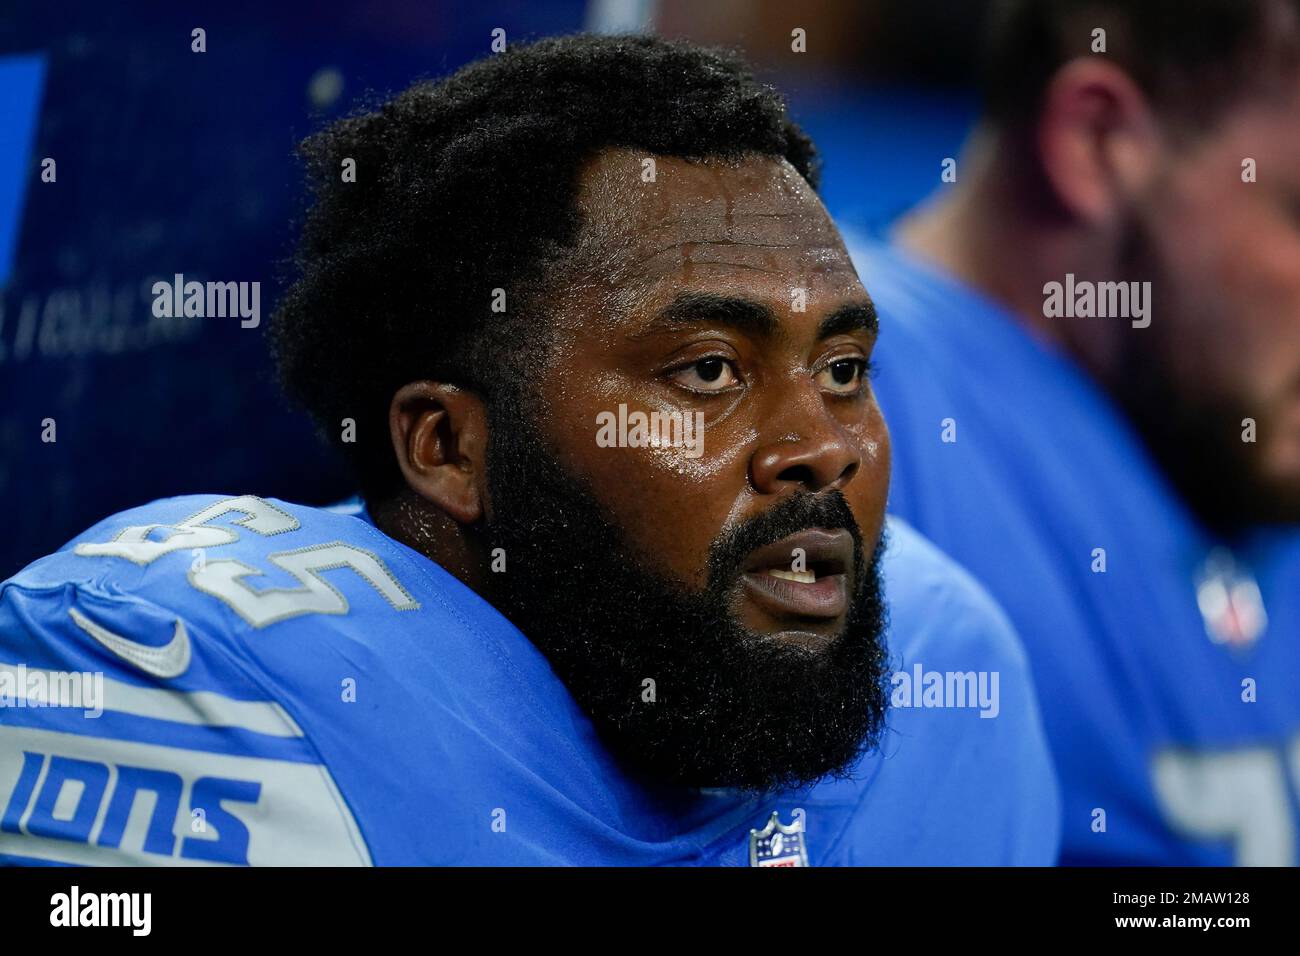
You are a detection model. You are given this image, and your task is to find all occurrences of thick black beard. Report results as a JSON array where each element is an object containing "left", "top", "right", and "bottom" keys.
[{"left": 480, "top": 406, "right": 890, "bottom": 795}]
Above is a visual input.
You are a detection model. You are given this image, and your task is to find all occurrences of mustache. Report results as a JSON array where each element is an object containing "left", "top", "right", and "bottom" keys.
[{"left": 706, "top": 490, "right": 865, "bottom": 592}]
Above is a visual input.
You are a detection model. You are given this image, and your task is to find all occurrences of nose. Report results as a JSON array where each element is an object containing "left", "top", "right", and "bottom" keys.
[{"left": 750, "top": 407, "right": 862, "bottom": 496}]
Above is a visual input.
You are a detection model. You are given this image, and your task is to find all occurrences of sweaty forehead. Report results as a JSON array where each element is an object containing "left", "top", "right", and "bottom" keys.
[{"left": 571, "top": 148, "right": 855, "bottom": 289}]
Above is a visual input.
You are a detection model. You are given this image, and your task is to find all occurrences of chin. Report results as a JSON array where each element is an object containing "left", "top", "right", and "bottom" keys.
[{"left": 759, "top": 626, "right": 843, "bottom": 652}]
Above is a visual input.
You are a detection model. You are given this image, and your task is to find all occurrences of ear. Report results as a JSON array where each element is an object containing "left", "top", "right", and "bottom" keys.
[
  {"left": 1037, "top": 57, "right": 1163, "bottom": 226},
  {"left": 388, "top": 382, "right": 489, "bottom": 525}
]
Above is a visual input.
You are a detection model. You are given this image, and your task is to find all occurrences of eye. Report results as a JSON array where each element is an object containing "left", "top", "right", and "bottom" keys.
[
  {"left": 670, "top": 356, "right": 741, "bottom": 393},
  {"left": 815, "top": 358, "right": 870, "bottom": 394}
]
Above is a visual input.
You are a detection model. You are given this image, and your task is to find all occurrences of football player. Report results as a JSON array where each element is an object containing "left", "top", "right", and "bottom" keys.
[
  {"left": 856, "top": 0, "right": 1300, "bottom": 863},
  {"left": 0, "top": 35, "right": 1058, "bottom": 865}
]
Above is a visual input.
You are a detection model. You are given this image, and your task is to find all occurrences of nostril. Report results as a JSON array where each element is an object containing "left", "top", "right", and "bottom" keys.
[
  {"left": 776, "top": 463, "right": 817, "bottom": 486},
  {"left": 774, "top": 460, "right": 858, "bottom": 490}
]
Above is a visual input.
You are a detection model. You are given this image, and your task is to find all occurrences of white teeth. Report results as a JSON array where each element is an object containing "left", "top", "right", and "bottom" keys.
[{"left": 767, "top": 568, "right": 816, "bottom": 584}]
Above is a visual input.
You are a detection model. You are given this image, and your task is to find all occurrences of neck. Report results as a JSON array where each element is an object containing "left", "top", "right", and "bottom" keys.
[
  {"left": 370, "top": 488, "right": 494, "bottom": 596},
  {"left": 893, "top": 125, "right": 1126, "bottom": 383}
]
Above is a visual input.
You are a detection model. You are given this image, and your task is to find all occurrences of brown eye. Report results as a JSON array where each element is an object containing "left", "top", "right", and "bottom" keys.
[
  {"left": 815, "top": 359, "right": 867, "bottom": 394},
  {"left": 670, "top": 357, "right": 740, "bottom": 393}
]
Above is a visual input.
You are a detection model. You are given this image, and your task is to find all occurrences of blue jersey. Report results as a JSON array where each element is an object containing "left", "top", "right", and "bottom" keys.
[
  {"left": 855, "top": 239, "right": 1300, "bottom": 865},
  {"left": 0, "top": 493, "right": 1057, "bottom": 865}
]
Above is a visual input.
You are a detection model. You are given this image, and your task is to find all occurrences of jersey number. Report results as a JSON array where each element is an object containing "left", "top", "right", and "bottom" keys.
[
  {"left": 1153, "top": 737, "right": 1300, "bottom": 866},
  {"left": 75, "top": 496, "right": 418, "bottom": 627}
]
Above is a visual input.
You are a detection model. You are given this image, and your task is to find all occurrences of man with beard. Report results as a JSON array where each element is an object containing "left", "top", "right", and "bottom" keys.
[
  {"left": 854, "top": 0, "right": 1300, "bottom": 864},
  {"left": 0, "top": 35, "right": 1057, "bottom": 865}
]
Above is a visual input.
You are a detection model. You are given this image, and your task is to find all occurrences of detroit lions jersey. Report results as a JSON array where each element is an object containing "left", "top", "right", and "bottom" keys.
[
  {"left": 0, "top": 493, "right": 1058, "bottom": 865},
  {"left": 854, "top": 238, "right": 1300, "bottom": 865}
]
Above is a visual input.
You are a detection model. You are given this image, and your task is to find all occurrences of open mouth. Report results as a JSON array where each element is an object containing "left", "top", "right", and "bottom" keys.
[{"left": 739, "top": 528, "right": 853, "bottom": 621}]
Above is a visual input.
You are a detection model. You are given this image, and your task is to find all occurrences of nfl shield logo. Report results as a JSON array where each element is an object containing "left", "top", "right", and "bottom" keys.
[
  {"left": 1195, "top": 547, "right": 1268, "bottom": 651},
  {"left": 749, "top": 811, "right": 809, "bottom": 867}
]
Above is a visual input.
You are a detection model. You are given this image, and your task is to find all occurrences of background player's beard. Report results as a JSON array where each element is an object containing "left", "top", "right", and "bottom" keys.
[
  {"left": 1108, "top": 218, "right": 1300, "bottom": 533},
  {"left": 479, "top": 403, "right": 890, "bottom": 794}
]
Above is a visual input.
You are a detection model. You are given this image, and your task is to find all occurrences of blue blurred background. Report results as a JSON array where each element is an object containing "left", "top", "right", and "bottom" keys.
[{"left": 0, "top": 0, "right": 980, "bottom": 575}]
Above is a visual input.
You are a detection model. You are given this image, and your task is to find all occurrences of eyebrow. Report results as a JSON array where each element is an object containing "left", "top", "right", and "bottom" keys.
[
  {"left": 648, "top": 291, "right": 779, "bottom": 338},
  {"left": 818, "top": 300, "right": 878, "bottom": 338},
  {"left": 640, "top": 291, "right": 877, "bottom": 341}
]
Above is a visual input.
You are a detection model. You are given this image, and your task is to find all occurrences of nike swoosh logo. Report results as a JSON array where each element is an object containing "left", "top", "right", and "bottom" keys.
[{"left": 68, "top": 607, "right": 192, "bottom": 679}]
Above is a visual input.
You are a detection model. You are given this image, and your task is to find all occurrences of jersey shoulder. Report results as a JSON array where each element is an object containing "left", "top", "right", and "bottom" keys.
[
  {"left": 0, "top": 493, "right": 411, "bottom": 866},
  {"left": 2, "top": 492, "right": 432, "bottom": 716}
]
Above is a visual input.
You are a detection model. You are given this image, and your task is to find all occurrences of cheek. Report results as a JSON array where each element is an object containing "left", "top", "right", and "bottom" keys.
[
  {"left": 842, "top": 403, "right": 892, "bottom": 534},
  {"left": 540, "top": 379, "right": 755, "bottom": 590},
  {"left": 1151, "top": 182, "right": 1300, "bottom": 398},
  {"left": 1219, "top": 232, "right": 1300, "bottom": 399}
]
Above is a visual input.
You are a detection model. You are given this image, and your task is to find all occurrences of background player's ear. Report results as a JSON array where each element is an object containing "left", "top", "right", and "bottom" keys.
[
  {"left": 388, "top": 381, "right": 488, "bottom": 525},
  {"left": 1036, "top": 57, "right": 1161, "bottom": 227}
]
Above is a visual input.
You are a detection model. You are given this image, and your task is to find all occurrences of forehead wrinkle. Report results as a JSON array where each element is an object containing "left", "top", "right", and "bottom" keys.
[
  {"left": 630, "top": 237, "right": 816, "bottom": 269},
  {"left": 641, "top": 209, "right": 812, "bottom": 234},
  {"left": 615, "top": 254, "right": 860, "bottom": 302},
  {"left": 640, "top": 212, "right": 840, "bottom": 245},
  {"left": 625, "top": 261, "right": 797, "bottom": 289},
  {"left": 659, "top": 211, "right": 809, "bottom": 223},
  {"left": 633, "top": 235, "right": 853, "bottom": 273}
]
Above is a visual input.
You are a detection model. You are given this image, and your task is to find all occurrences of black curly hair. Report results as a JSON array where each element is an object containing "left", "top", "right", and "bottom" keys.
[{"left": 270, "top": 33, "right": 819, "bottom": 503}]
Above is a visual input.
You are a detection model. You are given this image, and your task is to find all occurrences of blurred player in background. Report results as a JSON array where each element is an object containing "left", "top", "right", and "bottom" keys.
[
  {"left": 0, "top": 35, "right": 1057, "bottom": 866},
  {"left": 856, "top": 0, "right": 1300, "bottom": 863}
]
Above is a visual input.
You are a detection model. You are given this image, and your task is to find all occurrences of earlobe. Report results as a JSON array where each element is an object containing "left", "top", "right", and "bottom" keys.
[
  {"left": 388, "top": 382, "right": 488, "bottom": 525},
  {"left": 1037, "top": 58, "right": 1160, "bottom": 226}
]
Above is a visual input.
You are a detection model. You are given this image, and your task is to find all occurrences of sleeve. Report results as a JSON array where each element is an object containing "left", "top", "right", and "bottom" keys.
[{"left": 0, "top": 568, "right": 373, "bottom": 867}]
